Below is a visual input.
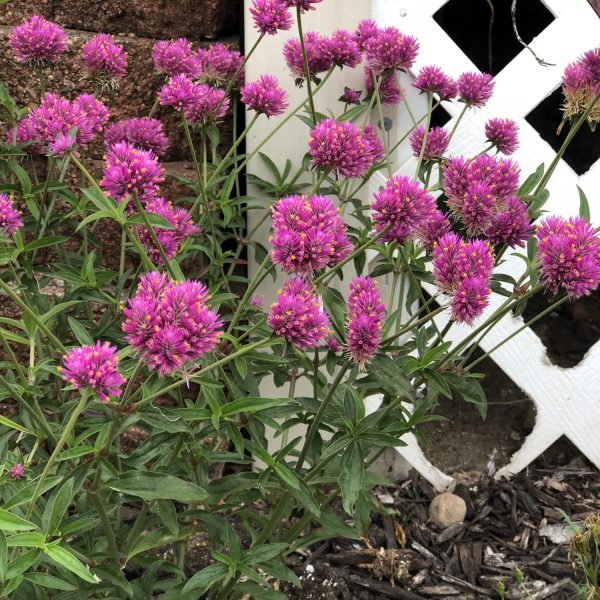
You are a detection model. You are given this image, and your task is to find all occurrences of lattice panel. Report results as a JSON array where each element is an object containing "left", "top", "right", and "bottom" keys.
[{"left": 368, "top": 0, "right": 600, "bottom": 489}]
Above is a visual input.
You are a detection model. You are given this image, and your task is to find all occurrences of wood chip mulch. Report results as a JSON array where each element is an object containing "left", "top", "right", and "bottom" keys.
[{"left": 284, "top": 459, "right": 599, "bottom": 599}]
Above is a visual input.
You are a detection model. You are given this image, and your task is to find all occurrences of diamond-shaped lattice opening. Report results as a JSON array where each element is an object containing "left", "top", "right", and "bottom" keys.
[
  {"left": 433, "top": 0, "right": 555, "bottom": 75},
  {"left": 420, "top": 352, "right": 536, "bottom": 472},
  {"left": 526, "top": 88, "right": 600, "bottom": 175},
  {"left": 430, "top": 104, "right": 452, "bottom": 128},
  {"left": 521, "top": 290, "right": 600, "bottom": 368}
]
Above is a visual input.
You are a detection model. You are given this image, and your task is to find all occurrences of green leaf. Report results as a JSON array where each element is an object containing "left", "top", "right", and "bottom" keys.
[
  {"left": 518, "top": 163, "right": 544, "bottom": 196},
  {"left": 43, "top": 544, "right": 100, "bottom": 584},
  {"left": 105, "top": 471, "right": 207, "bottom": 502},
  {"left": 319, "top": 286, "right": 347, "bottom": 340},
  {"left": 7, "top": 548, "right": 40, "bottom": 578},
  {"left": 22, "top": 237, "right": 69, "bottom": 252},
  {"left": 43, "top": 478, "right": 73, "bottom": 536},
  {"left": 339, "top": 443, "right": 364, "bottom": 514},
  {"left": 5, "top": 532, "right": 45, "bottom": 547},
  {"left": 149, "top": 500, "right": 179, "bottom": 535},
  {"left": 0, "top": 508, "right": 38, "bottom": 531},
  {"left": 24, "top": 572, "right": 77, "bottom": 591},
  {"left": 360, "top": 355, "right": 414, "bottom": 401},
  {"left": 55, "top": 445, "right": 96, "bottom": 462},
  {"left": 577, "top": 185, "right": 590, "bottom": 220},
  {"left": 243, "top": 543, "right": 288, "bottom": 565},
  {"left": 3, "top": 476, "right": 63, "bottom": 509},
  {"left": 67, "top": 317, "right": 94, "bottom": 346},
  {"left": 445, "top": 372, "right": 487, "bottom": 419},
  {"left": 182, "top": 563, "right": 228, "bottom": 594},
  {"left": 40, "top": 301, "right": 81, "bottom": 325},
  {"left": 221, "top": 397, "right": 286, "bottom": 417},
  {"left": 127, "top": 212, "right": 175, "bottom": 229},
  {"left": 0, "top": 530, "right": 6, "bottom": 581},
  {"left": 423, "top": 368, "right": 452, "bottom": 399},
  {"left": 0, "top": 415, "right": 34, "bottom": 436}
]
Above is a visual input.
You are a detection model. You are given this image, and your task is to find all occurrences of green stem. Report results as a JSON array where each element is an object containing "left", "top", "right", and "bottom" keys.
[
  {"left": 414, "top": 92, "right": 433, "bottom": 178},
  {"left": 182, "top": 114, "right": 201, "bottom": 183},
  {"left": 394, "top": 73, "right": 418, "bottom": 126},
  {"left": 25, "top": 391, "right": 90, "bottom": 520},
  {"left": 88, "top": 491, "right": 118, "bottom": 562},
  {"left": 296, "top": 7, "right": 317, "bottom": 123},
  {"left": 448, "top": 104, "right": 468, "bottom": 141},
  {"left": 381, "top": 304, "right": 447, "bottom": 346},
  {"left": 372, "top": 71, "right": 392, "bottom": 177}
]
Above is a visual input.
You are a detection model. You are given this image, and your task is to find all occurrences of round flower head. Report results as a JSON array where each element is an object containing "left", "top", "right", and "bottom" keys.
[
  {"left": 58, "top": 341, "right": 126, "bottom": 401},
  {"left": 0, "top": 194, "right": 23, "bottom": 236},
  {"left": 250, "top": 294, "right": 264, "bottom": 308},
  {"left": 10, "top": 464, "right": 25, "bottom": 480},
  {"left": 185, "top": 85, "right": 229, "bottom": 125},
  {"left": 561, "top": 53, "right": 600, "bottom": 127},
  {"left": 28, "top": 93, "right": 95, "bottom": 148},
  {"left": 457, "top": 72, "right": 495, "bottom": 107},
  {"left": 459, "top": 181, "right": 496, "bottom": 234},
  {"left": 581, "top": 48, "right": 600, "bottom": 86},
  {"left": 283, "top": 0, "right": 322, "bottom": 12},
  {"left": 104, "top": 117, "right": 169, "bottom": 157},
  {"left": 101, "top": 141, "right": 164, "bottom": 204},
  {"left": 362, "top": 124, "right": 385, "bottom": 164},
  {"left": 241, "top": 75, "right": 288, "bottom": 117},
  {"left": 158, "top": 74, "right": 203, "bottom": 112},
  {"left": 450, "top": 276, "right": 491, "bottom": 325},
  {"left": 339, "top": 87, "right": 362, "bottom": 105},
  {"left": 485, "top": 117, "right": 519, "bottom": 155},
  {"left": 347, "top": 276, "right": 386, "bottom": 367},
  {"left": 536, "top": 216, "right": 600, "bottom": 298},
  {"left": 73, "top": 94, "right": 110, "bottom": 135},
  {"left": 152, "top": 38, "right": 200, "bottom": 78},
  {"left": 49, "top": 133, "right": 78, "bottom": 158},
  {"left": 138, "top": 197, "right": 200, "bottom": 263},
  {"left": 284, "top": 32, "right": 333, "bottom": 79},
  {"left": 123, "top": 273, "right": 223, "bottom": 376},
  {"left": 82, "top": 33, "right": 128, "bottom": 85},
  {"left": 196, "top": 43, "right": 244, "bottom": 89},
  {"left": 365, "top": 27, "right": 419, "bottom": 73},
  {"left": 485, "top": 196, "right": 531, "bottom": 248},
  {"left": 371, "top": 175, "right": 437, "bottom": 244},
  {"left": 9, "top": 15, "right": 67, "bottom": 64},
  {"left": 415, "top": 210, "right": 451, "bottom": 252},
  {"left": 327, "top": 336, "right": 342, "bottom": 353},
  {"left": 270, "top": 194, "right": 351, "bottom": 274},
  {"left": 268, "top": 279, "right": 330, "bottom": 349},
  {"left": 413, "top": 65, "right": 457, "bottom": 100},
  {"left": 5, "top": 118, "right": 44, "bottom": 154},
  {"left": 326, "top": 29, "right": 362, "bottom": 69},
  {"left": 365, "top": 68, "right": 402, "bottom": 105},
  {"left": 308, "top": 118, "right": 375, "bottom": 178},
  {"left": 250, "top": 0, "right": 293, "bottom": 36},
  {"left": 409, "top": 125, "right": 449, "bottom": 160},
  {"left": 355, "top": 19, "right": 380, "bottom": 51}
]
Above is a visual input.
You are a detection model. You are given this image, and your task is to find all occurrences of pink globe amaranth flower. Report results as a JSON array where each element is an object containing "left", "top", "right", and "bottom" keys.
[
  {"left": 485, "top": 196, "right": 532, "bottom": 248},
  {"left": 561, "top": 54, "right": 600, "bottom": 126},
  {"left": 268, "top": 279, "right": 330, "bottom": 349},
  {"left": 5, "top": 118, "right": 44, "bottom": 154},
  {"left": 457, "top": 72, "right": 494, "bottom": 108},
  {"left": 49, "top": 133, "right": 78, "bottom": 158},
  {"left": 250, "top": 294, "right": 264, "bottom": 308},
  {"left": 581, "top": 48, "right": 600, "bottom": 86},
  {"left": 58, "top": 341, "right": 126, "bottom": 402},
  {"left": 339, "top": 87, "right": 362, "bottom": 105},
  {"left": 28, "top": 93, "right": 95, "bottom": 148},
  {"left": 250, "top": 0, "right": 293, "bottom": 35},
  {"left": 355, "top": 19, "right": 380, "bottom": 51},
  {"left": 82, "top": 33, "right": 128, "bottom": 81},
  {"left": 10, "top": 464, "right": 25, "bottom": 480},
  {"left": 0, "top": 193, "right": 23, "bottom": 236},
  {"left": 137, "top": 197, "right": 200, "bottom": 263},
  {"left": 450, "top": 276, "right": 491, "bottom": 325},
  {"left": 485, "top": 117, "right": 519, "bottom": 155},
  {"left": 365, "top": 68, "right": 402, "bottom": 105},
  {"left": 185, "top": 85, "right": 229, "bottom": 125},
  {"left": 101, "top": 141, "right": 164, "bottom": 204},
  {"left": 347, "top": 276, "right": 386, "bottom": 367},
  {"left": 371, "top": 175, "right": 437, "bottom": 244},
  {"left": 196, "top": 43, "right": 244, "bottom": 89},
  {"left": 270, "top": 194, "right": 351, "bottom": 274},
  {"left": 308, "top": 118, "right": 375, "bottom": 178},
  {"left": 413, "top": 65, "right": 457, "bottom": 100},
  {"left": 409, "top": 125, "right": 449, "bottom": 160},
  {"left": 459, "top": 181, "right": 496, "bottom": 235},
  {"left": 326, "top": 336, "right": 342, "bottom": 353},
  {"left": 415, "top": 210, "right": 451, "bottom": 252},
  {"left": 326, "top": 29, "right": 362, "bottom": 69},
  {"left": 284, "top": 32, "right": 333, "bottom": 80},
  {"left": 9, "top": 15, "right": 67, "bottom": 64},
  {"left": 123, "top": 273, "right": 223, "bottom": 376},
  {"left": 536, "top": 216, "right": 600, "bottom": 298},
  {"left": 104, "top": 117, "right": 169, "bottom": 157},
  {"left": 73, "top": 94, "right": 110, "bottom": 135},
  {"left": 241, "top": 74, "right": 288, "bottom": 117},
  {"left": 365, "top": 27, "right": 419, "bottom": 73},
  {"left": 152, "top": 39, "right": 200, "bottom": 78},
  {"left": 283, "top": 0, "right": 322, "bottom": 12},
  {"left": 362, "top": 124, "right": 385, "bottom": 164},
  {"left": 158, "top": 74, "right": 203, "bottom": 112}
]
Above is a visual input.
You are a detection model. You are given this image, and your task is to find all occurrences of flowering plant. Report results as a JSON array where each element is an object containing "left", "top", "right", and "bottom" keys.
[{"left": 0, "top": 7, "right": 598, "bottom": 599}]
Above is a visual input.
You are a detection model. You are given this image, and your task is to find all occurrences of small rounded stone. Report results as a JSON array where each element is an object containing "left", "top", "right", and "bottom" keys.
[{"left": 429, "top": 492, "right": 467, "bottom": 528}]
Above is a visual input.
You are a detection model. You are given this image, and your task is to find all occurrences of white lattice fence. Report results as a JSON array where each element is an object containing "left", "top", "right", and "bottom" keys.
[{"left": 244, "top": 0, "right": 600, "bottom": 487}]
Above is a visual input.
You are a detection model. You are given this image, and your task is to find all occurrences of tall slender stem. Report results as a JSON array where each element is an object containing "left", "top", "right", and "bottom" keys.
[
  {"left": 296, "top": 7, "right": 316, "bottom": 123},
  {"left": 414, "top": 92, "right": 433, "bottom": 178}
]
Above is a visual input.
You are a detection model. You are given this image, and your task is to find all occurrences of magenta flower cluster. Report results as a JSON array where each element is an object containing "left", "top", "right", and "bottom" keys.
[
  {"left": 82, "top": 33, "right": 128, "bottom": 82},
  {"left": 10, "top": 464, "right": 25, "bottom": 480},
  {"left": 104, "top": 117, "right": 169, "bottom": 157},
  {"left": 0, "top": 194, "right": 23, "bottom": 236},
  {"left": 433, "top": 234, "right": 495, "bottom": 325},
  {"left": 308, "top": 118, "right": 383, "bottom": 178},
  {"left": 250, "top": 0, "right": 293, "bottom": 36},
  {"left": 268, "top": 279, "right": 329, "bottom": 349},
  {"left": 371, "top": 175, "right": 437, "bottom": 244},
  {"left": 562, "top": 48, "right": 600, "bottom": 125},
  {"left": 413, "top": 65, "right": 457, "bottom": 100},
  {"left": 484, "top": 118, "right": 519, "bottom": 155},
  {"left": 270, "top": 194, "right": 351, "bottom": 275},
  {"left": 59, "top": 341, "right": 126, "bottom": 401},
  {"left": 536, "top": 216, "right": 600, "bottom": 299},
  {"left": 346, "top": 276, "right": 385, "bottom": 366},
  {"left": 196, "top": 43, "right": 245, "bottom": 89},
  {"left": 123, "top": 272, "right": 223, "bottom": 376},
  {"left": 284, "top": 32, "right": 333, "bottom": 79},
  {"left": 457, "top": 72, "right": 495, "bottom": 108},
  {"left": 409, "top": 125, "right": 450, "bottom": 160},
  {"left": 152, "top": 38, "right": 201, "bottom": 78},
  {"left": 241, "top": 74, "right": 289, "bottom": 117},
  {"left": 364, "top": 27, "right": 419, "bottom": 73},
  {"left": 9, "top": 15, "right": 67, "bottom": 64}
]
